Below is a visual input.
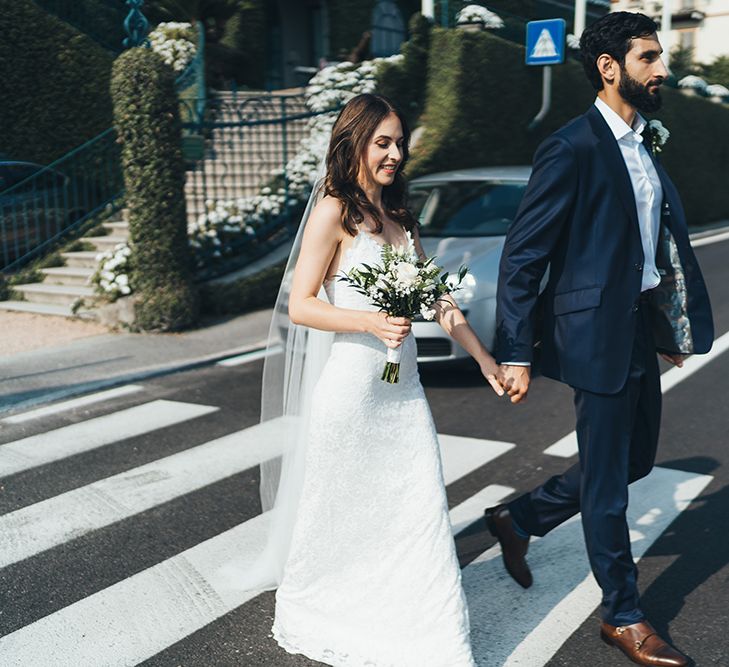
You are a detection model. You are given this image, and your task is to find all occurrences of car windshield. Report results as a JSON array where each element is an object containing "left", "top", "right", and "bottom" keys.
[{"left": 409, "top": 180, "right": 527, "bottom": 237}]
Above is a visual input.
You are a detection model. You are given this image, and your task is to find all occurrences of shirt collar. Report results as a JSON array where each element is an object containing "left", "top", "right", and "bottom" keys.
[{"left": 594, "top": 97, "right": 646, "bottom": 141}]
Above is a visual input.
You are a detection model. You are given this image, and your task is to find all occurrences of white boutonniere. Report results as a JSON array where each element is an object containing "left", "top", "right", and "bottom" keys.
[{"left": 646, "top": 119, "right": 670, "bottom": 154}]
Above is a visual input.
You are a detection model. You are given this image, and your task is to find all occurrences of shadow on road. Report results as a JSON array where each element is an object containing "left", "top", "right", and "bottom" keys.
[{"left": 640, "top": 456, "right": 728, "bottom": 642}]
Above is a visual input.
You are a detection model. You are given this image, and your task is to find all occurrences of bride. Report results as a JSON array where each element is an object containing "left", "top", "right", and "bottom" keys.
[{"left": 248, "top": 93, "right": 503, "bottom": 666}]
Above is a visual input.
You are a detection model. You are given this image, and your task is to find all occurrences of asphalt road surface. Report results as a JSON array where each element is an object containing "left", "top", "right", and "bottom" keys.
[{"left": 0, "top": 236, "right": 728, "bottom": 667}]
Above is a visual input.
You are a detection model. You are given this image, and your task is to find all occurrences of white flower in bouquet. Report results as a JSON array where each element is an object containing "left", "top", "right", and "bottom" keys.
[
  {"left": 394, "top": 262, "right": 419, "bottom": 287},
  {"left": 420, "top": 304, "right": 437, "bottom": 321},
  {"left": 338, "top": 230, "right": 469, "bottom": 383}
]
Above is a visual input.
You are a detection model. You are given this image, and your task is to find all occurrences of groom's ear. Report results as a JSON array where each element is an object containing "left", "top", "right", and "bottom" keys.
[{"left": 596, "top": 53, "right": 618, "bottom": 87}]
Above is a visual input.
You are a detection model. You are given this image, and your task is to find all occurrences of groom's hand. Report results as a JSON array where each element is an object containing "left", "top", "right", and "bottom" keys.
[
  {"left": 497, "top": 364, "right": 531, "bottom": 404},
  {"left": 659, "top": 353, "right": 686, "bottom": 367}
]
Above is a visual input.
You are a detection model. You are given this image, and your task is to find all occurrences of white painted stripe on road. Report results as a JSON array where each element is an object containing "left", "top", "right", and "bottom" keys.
[
  {"left": 0, "top": 419, "right": 289, "bottom": 568},
  {"left": 0, "top": 385, "right": 144, "bottom": 424},
  {"left": 464, "top": 466, "right": 713, "bottom": 666},
  {"left": 449, "top": 484, "right": 515, "bottom": 535},
  {"left": 0, "top": 433, "right": 515, "bottom": 665},
  {"left": 0, "top": 400, "right": 218, "bottom": 478},
  {"left": 0, "top": 416, "right": 508, "bottom": 568},
  {"left": 691, "top": 228, "right": 729, "bottom": 247},
  {"left": 542, "top": 432, "right": 578, "bottom": 458},
  {"left": 544, "top": 329, "right": 729, "bottom": 459},
  {"left": 439, "top": 434, "right": 515, "bottom": 485},
  {"left": 660, "top": 328, "right": 729, "bottom": 392},
  {"left": 0, "top": 512, "right": 273, "bottom": 667},
  {"left": 216, "top": 344, "right": 281, "bottom": 367}
]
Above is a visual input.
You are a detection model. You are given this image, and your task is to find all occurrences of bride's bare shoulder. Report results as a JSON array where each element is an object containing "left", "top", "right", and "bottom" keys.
[{"left": 306, "top": 195, "right": 345, "bottom": 238}]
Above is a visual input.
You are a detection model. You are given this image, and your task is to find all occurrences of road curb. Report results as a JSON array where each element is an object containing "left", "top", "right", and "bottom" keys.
[{"left": 0, "top": 340, "right": 269, "bottom": 419}]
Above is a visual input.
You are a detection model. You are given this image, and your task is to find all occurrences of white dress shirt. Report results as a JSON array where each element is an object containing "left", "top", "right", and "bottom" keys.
[
  {"left": 506, "top": 100, "right": 664, "bottom": 367},
  {"left": 594, "top": 97, "right": 662, "bottom": 292}
]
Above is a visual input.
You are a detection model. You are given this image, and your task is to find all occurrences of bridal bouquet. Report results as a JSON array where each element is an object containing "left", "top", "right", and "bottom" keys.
[{"left": 339, "top": 231, "right": 467, "bottom": 383}]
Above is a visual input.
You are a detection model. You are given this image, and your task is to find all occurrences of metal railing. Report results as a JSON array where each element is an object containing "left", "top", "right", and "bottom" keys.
[
  {"left": 182, "top": 93, "right": 341, "bottom": 279},
  {"left": 0, "top": 20, "right": 206, "bottom": 273},
  {"left": 0, "top": 129, "right": 123, "bottom": 271}
]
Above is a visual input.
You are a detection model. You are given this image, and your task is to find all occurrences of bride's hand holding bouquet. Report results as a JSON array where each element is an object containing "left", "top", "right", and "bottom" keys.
[{"left": 339, "top": 230, "right": 468, "bottom": 383}]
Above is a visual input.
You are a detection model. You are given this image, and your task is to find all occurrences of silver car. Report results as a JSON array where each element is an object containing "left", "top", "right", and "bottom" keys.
[{"left": 408, "top": 166, "right": 531, "bottom": 363}]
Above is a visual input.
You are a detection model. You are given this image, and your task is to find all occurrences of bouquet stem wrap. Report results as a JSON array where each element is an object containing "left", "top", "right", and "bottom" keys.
[{"left": 383, "top": 336, "right": 405, "bottom": 383}]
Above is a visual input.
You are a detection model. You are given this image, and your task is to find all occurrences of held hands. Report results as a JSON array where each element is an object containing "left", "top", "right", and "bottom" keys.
[
  {"left": 369, "top": 312, "right": 411, "bottom": 349},
  {"left": 496, "top": 364, "right": 531, "bottom": 404},
  {"left": 480, "top": 356, "right": 506, "bottom": 397}
]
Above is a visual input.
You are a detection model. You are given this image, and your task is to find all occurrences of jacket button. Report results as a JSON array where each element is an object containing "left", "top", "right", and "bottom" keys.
[
  {"left": 635, "top": 263, "right": 643, "bottom": 271},
  {"left": 632, "top": 304, "right": 639, "bottom": 313}
]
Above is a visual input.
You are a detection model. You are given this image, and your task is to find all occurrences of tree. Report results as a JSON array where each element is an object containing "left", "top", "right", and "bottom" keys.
[
  {"left": 701, "top": 55, "right": 729, "bottom": 89},
  {"left": 668, "top": 44, "right": 698, "bottom": 82}
]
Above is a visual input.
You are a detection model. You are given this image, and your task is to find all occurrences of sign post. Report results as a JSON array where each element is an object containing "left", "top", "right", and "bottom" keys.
[{"left": 525, "top": 18, "right": 566, "bottom": 130}]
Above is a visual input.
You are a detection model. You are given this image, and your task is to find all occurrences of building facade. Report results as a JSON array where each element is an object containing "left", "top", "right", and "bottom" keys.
[{"left": 611, "top": 0, "right": 729, "bottom": 64}]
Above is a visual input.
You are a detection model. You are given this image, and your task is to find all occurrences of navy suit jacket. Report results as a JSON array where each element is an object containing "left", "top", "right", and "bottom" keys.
[{"left": 495, "top": 105, "right": 714, "bottom": 394}]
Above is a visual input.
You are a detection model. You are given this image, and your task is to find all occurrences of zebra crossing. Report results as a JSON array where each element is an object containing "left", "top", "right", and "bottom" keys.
[{"left": 0, "top": 377, "right": 713, "bottom": 666}]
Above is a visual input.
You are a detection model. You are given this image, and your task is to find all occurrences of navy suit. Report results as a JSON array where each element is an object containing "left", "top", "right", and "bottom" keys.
[{"left": 495, "top": 105, "right": 714, "bottom": 625}]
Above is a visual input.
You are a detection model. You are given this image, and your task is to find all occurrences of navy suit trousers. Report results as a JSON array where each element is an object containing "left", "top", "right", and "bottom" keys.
[{"left": 509, "top": 299, "right": 662, "bottom": 626}]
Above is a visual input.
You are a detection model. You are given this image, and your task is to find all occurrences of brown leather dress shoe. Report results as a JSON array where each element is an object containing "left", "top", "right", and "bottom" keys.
[
  {"left": 484, "top": 504, "right": 532, "bottom": 588},
  {"left": 600, "top": 621, "right": 690, "bottom": 666}
]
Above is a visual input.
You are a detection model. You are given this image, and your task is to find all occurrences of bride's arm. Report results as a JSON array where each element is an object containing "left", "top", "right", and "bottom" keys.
[
  {"left": 411, "top": 226, "right": 503, "bottom": 395},
  {"left": 288, "top": 197, "right": 411, "bottom": 349}
]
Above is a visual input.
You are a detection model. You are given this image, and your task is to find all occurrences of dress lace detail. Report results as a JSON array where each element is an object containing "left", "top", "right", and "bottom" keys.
[{"left": 272, "top": 231, "right": 476, "bottom": 667}]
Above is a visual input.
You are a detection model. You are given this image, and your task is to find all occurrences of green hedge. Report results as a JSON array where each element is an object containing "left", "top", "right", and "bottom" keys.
[
  {"left": 377, "top": 12, "right": 432, "bottom": 129},
  {"left": 212, "top": 0, "right": 267, "bottom": 89},
  {"left": 199, "top": 262, "right": 285, "bottom": 317},
  {"left": 0, "top": 1, "right": 114, "bottom": 164},
  {"left": 111, "top": 48, "right": 199, "bottom": 331},
  {"left": 409, "top": 28, "right": 729, "bottom": 226}
]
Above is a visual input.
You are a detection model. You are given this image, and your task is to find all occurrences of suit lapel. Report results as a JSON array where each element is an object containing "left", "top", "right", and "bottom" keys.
[{"left": 586, "top": 106, "right": 639, "bottom": 229}]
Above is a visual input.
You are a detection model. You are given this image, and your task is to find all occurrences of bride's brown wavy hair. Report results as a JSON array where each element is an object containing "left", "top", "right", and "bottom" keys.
[{"left": 325, "top": 93, "right": 418, "bottom": 236}]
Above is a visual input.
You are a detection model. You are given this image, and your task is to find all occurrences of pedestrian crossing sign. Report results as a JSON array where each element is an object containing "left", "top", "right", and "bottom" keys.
[{"left": 525, "top": 18, "right": 566, "bottom": 66}]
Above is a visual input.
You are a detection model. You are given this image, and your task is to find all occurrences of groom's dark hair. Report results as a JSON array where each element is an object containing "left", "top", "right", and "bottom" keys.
[{"left": 579, "top": 11, "right": 658, "bottom": 91}]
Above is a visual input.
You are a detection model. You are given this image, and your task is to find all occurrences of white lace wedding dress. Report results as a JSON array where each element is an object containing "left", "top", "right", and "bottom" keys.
[{"left": 272, "top": 231, "right": 476, "bottom": 667}]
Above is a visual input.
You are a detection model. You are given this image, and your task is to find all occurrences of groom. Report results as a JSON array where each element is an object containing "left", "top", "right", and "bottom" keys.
[{"left": 486, "top": 11, "right": 713, "bottom": 667}]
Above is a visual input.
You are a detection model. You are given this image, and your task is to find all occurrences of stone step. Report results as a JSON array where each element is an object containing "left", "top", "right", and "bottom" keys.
[
  {"left": 60, "top": 251, "right": 100, "bottom": 269},
  {"left": 103, "top": 221, "right": 129, "bottom": 236},
  {"left": 0, "top": 300, "right": 76, "bottom": 317},
  {"left": 41, "top": 266, "right": 95, "bottom": 286},
  {"left": 79, "top": 235, "right": 128, "bottom": 252},
  {"left": 12, "top": 283, "right": 96, "bottom": 306}
]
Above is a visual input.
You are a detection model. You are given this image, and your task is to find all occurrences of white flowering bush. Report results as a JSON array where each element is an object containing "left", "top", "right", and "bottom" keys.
[
  {"left": 706, "top": 83, "right": 729, "bottom": 99},
  {"left": 187, "top": 188, "right": 291, "bottom": 266},
  {"left": 190, "top": 54, "right": 405, "bottom": 266},
  {"left": 456, "top": 5, "right": 504, "bottom": 28},
  {"left": 93, "top": 242, "right": 132, "bottom": 300},
  {"left": 149, "top": 22, "right": 197, "bottom": 73},
  {"left": 678, "top": 75, "right": 707, "bottom": 91}
]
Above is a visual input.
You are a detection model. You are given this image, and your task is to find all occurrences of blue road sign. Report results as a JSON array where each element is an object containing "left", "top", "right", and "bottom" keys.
[{"left": 525, "top": 19, "right": 566, "bottom": 66}]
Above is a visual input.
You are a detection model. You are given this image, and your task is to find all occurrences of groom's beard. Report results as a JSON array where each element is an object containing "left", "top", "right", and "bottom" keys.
[{"left": 618, "top": 67, "right": 663, "bottom": 112}]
